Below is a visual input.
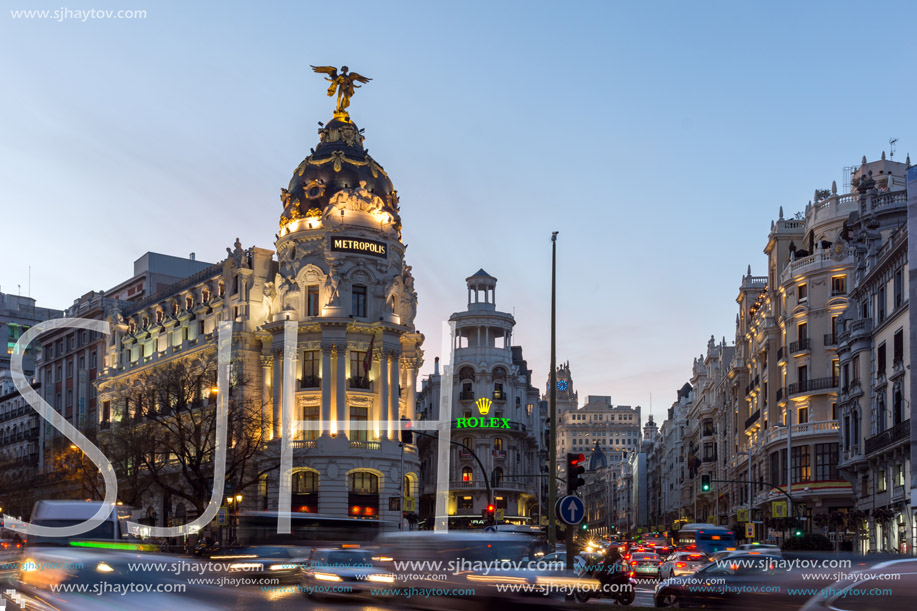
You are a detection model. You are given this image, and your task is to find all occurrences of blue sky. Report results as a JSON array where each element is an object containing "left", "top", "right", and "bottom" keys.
[{"left": 2, "top": 0, "right": 915, "bottom": 417}]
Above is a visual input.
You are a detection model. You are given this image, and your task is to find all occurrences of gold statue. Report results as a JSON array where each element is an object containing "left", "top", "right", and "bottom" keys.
[{"left": 310, "top": 65, "right": 371, "bottom": 118}]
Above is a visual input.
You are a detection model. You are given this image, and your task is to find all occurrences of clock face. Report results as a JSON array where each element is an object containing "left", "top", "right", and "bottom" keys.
[{"left": 556, "top": 380, "right": 568, "bottom": 391}]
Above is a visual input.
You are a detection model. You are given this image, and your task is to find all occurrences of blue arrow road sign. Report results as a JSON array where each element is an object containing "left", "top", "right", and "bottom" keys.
[
  {"left": 483, "top": 526, "right": 497, "bottom": 533},
  {"left": 555, "top": 495, "right": 585, "bottom": 525}
]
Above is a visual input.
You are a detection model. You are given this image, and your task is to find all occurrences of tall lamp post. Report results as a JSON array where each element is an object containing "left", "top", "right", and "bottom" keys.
[
  {"left": 737, "top": 450, "right": 753, "bottom": 540},
  {"left": 548, "top": 231, "right": 558, "bottom": 549}
]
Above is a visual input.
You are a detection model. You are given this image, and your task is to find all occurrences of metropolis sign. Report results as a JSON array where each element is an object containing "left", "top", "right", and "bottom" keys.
[{"left": 330, "top": 236, "right": 387, "bottom": 259}]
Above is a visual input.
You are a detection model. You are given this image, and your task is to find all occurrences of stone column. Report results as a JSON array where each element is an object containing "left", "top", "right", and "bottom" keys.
[
  {"left": 404, "top": 363, "right": 417, "bottom": 421},
  {"left": 261, "top": 355, "right": 273, "bottom": 440},
  {"left": 389, "top": 351, "right": 400, "bottom": 440},
  {"left": 272, "top": 349, "right": 282, "bottom": 440},
  {"left": 379, "top": 350, "right": 390, "bottom": 440},
  {"left": 321, "top": 343, "right": 333, "bottom": 437},
  {"left": 335, "top": 344, "right": 347, "bottom": 437}
]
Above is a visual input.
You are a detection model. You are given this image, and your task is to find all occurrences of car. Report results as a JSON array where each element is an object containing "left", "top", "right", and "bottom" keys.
[
  {"left": 738, "top": 543, "right": 782, "bottom": 553},
  {"left": 659, "top": 551, "right": 710, "bottom": 579},
  {"left": 300, "top": 547, "right": 395, "bottom": 599},
  {"left": 214, "top": 545, "right": 310, "bottom": 582},
  {"left": 628, "top": 551, "right": 662, "bottom": 578},
  {"left": 654, "top": 554, "right": 781, "bottom": 608},
  {"left": 800, "top": 558, "right": 917, "bottom": 610}
]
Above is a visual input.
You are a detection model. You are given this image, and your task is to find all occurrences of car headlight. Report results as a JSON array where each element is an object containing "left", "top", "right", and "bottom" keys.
[
  {"left": 96, "top": 562, "right": 115, "bottom": 573},
  {"left": 314, "top": 572, "right": 342, "bottom": 582},
  {"left": 269, "top": 564, "right": 298, "bottom": 570},
  {"left": 21, "top": 559, "right": 38, "bottom": 572},
  {"left": 367, "top": 574, "right": 395, "bottom": 583}
]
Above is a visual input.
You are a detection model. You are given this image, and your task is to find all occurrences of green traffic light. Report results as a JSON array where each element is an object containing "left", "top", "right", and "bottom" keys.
[{"left": 581, "top": 523, "right": 587, "bottom": 530}]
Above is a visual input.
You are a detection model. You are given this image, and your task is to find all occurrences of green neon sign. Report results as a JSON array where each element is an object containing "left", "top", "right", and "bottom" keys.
[{"left": 456, "top": 416, "right": 510, "bottom": 429}]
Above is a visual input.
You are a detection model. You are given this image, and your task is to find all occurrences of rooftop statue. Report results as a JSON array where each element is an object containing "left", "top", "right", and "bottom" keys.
[{"left": 310, "top": 65, "right": 371, "bottom": 118}]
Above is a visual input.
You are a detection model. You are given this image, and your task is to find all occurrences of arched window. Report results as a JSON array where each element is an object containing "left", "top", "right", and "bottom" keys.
[
  {"left": 186, "top": 296, "right": 193, "bottom": 310},
  {"left": 292, "top": 470, "right": 318, "bottom": 493},
  {"left": 462, "top": 466, "right": 473, "bottom": 482},
  {"left": 459, "top": 366, "right": 475, "bottom": 381},
  {"left": 492, "top": 367, "right": 506, "bottom": 380},
  {"left": 218, "top": 281, "right": 225, "bottom": 297},
  {"left": 202, "top": 288, "right": 210, "bottom": 303},
  {"left": 349, "top": 471, "right": 379, "bottom": 494},
  {"left": 462, "top": 437, "right": 472, "bottom": 449},
  {"left": 403, "top": 475, "right": 411, "bottom": 498},
  {"left": 493, "top": 437, "right": 504, "bottom": 451},
  {"left": 893, "top": 386, "right": 903, "bottom": 425}
]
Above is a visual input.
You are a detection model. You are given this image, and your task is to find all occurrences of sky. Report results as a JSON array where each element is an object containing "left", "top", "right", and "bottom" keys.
[{"left": 2, "top": 0, "right": 915, "bottom": 420}]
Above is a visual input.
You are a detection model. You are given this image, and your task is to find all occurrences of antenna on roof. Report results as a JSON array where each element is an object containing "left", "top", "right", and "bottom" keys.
[{"left": 889, "top": 138, "right": 898, "bottom": 159}]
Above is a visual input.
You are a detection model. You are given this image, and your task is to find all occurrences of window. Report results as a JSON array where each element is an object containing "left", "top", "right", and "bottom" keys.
[
  {"left": 893, "top": 330, "right": 903, "bottom": 365},
  {"left": 292, "top": 470, "right": 318, "bottom": 493},
  {"left": 798, "top": 364, "right": 808, "bottom": 385},
  {"left": 462, "top": 466, "right": 473, "bottom": 482},
  {"left": 458, "top": 496, "right": 473, "bottom": 510},
  {"left": 797, "top": 283, "right": 807, "bottom": 303},
  {"left": 218, "top": 281, "right": 225, "bottom": 297},
  {"left": 301, "top": 350, "right": 319, "bottom": 386},
  {"left": 352, "top": 285, "right": 367, "bottom": 318},
  {"left": 349, "top": 471, "right": 378, "bottom": 494},
  {"left": 350, "top": 350, "right": 368, "bottom": 381},
  {"left": 791, "top": 446, "right": 810, "bottom": 482},
  {"left": 797, "top": 406, "right": 809, "bottom": 424},
  {"left": 797, "top": 322, "right": 807, "bottom": 340},
  {"left": 831, "top": 276, "right": 846, "bottom": 296},
  {"left": 877, "top": 343, "right": 886, "bottom": 376},
  {"left": 302, "top": 405, "right": 319, "bottom": 440},
  {"left": 894, "top": 463, "right": 905, "bottom": 488},
  {"left": 844, "top": 415, "right": 850, "bottom": 448},
  {"left": 831, "top": 401, "right": 836, "bottom": 421},
  {"left": 493, "top": 437, "right": 503, "bottom": 450},
  {"left": 877, "top": 286, "right": 886, "bottom": 322},
  {"left": 307, "top": 285, "right": 320, "bottom": 317},
  {"left": 852, "top": 355, "right": 860, "bottom": 383},
  {"left": 186, "top": 295, "right": 193, "bottom": 310},
  {"left": 894, "top": 270, "right": 903, "bottom": 308},
  {"left": 350, "top": 406, "right": 368, "bottom": 441},
  {"left": 815, "top": 443, "right": 838, "bottom": 481},
  {"left": 893, "top": 387, "right": 903, "bottom": 426},
  {"left": 860, "top": 475, "right": 868, "bottom": 498},
  {"left": 877, "top": 469, "right": 887, "bottom": 493}
]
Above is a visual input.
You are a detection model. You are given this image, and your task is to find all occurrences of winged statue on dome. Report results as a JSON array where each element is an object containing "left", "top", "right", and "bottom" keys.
[{"left": 310, "top": 65, "right": 371, "bottom": 117}]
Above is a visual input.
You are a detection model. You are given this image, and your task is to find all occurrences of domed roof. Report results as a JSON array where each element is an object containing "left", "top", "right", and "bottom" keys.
[{"left": 280, "top": 117, "right": 400, "bottom": 228}]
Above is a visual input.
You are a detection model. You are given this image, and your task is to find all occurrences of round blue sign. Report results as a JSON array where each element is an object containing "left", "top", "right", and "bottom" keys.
[{"left": 556, "top": 380, "right": 568, "bottom": 391}]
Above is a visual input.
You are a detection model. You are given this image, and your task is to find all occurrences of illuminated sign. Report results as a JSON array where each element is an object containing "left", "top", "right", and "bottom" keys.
[
  {"left": 330, "top": 236, "right": 387, "bottom": 258},
  {"left": 456, "top": 416, "right": 510, "bottom": 429},
  {"left": 475, "top": 397, "right": 492, "bottom": 415}
]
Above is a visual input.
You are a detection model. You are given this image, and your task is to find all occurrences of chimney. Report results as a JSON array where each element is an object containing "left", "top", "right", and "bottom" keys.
[
  {"left": 434, "top": 356, "right": 440, "bottom": 375},
  {"left": 190, "top": 252, "right": 196, "bottom": 261}
]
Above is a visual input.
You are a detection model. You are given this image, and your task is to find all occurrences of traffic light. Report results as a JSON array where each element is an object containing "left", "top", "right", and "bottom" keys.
[
  {"left": 484, "top": 503, "right": 496, "bottom": 524},
  {"left": 400, "top": 416, "right": 413, "bottom": 444},
  {"left": 566, "top": 453, "right": 586, "bottom": 493},
  {"left": 581, "top": 523, "right": 588, "bottom": 531},
  {"left": 700, "top": 474, "right": 711, "bottom": 492},
  {"left": 794, "top": 528, "right": 804, "bottom": 537}
]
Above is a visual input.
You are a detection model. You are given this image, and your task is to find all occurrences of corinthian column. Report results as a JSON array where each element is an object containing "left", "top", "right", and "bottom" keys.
[
  {"left": 404, "top": 362, "right": 417, "bottom": 421},
  {"left": 272, "top": 349, "right": 282, "bottom": 440},
  {"left": 389, "top": 350, "right": 400, "bottom": 440},
  {"left": 379, "top": 350, "right": 389, "bottom": 441},
  {"left": 335, "top": 344, "right": 346, "bottom": 437},
  {"left": 320, "top": 343, "right": 333, "bottom": 437}
]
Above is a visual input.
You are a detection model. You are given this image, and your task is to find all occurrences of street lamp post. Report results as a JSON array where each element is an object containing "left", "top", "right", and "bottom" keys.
[{"left": 548, "top": 231, "right": 558, "bottom": 549}]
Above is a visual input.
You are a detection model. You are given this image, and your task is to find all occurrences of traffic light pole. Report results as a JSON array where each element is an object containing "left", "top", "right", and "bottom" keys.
[
  {"left": 412, "top": 430, "right": 493, "bottom": 521},
  {"left": 548, "top": 231, "right": 558, "bottom": 549},
  {"left": 709, "top": 478, "right": 802, "bottom": 521}
]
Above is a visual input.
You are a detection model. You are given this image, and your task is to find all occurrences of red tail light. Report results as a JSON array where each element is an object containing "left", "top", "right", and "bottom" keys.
[{"left": 675, "top": 562, "right": 686, "bottom": 569}]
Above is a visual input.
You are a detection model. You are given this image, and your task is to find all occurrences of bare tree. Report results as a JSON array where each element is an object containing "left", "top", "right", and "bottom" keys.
[{"left": 106, "top": 353, "right": 273, "bottom": 518}]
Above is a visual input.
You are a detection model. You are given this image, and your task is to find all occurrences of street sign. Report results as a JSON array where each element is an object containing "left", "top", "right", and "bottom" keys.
[
  {"left": 217, "top": 507, "right": 228, "bottom": 526},
  {"left": 737, "top": 509, "right": 749, "bottom": 522},
  {"left": 483, "top": 526, "right": 497, "bottom": 533},
  {"left": 496, "top": 509, "right": 504, "bottom": 521},
  {"left": 745, "top": 523, "right": 755, "bottom": 538},
  {"left": 555, "top": 495, "right": 585, "bottom": 525}
]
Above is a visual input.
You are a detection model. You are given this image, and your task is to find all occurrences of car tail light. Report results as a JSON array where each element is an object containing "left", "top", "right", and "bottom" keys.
[
  {"left": 629, "top": 570, "right": 635, "bottom": 578},
  {"left": 675, "top": 562, "right": 686, "bottom": 569}
]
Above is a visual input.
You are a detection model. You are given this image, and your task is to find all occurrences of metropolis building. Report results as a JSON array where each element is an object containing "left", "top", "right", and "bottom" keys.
[{"left": 88, "top": 98, "right": 424, "bottom": 527}]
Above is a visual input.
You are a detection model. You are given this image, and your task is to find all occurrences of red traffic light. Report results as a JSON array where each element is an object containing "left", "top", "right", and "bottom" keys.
[
  {"left": 486, "top": 504, "right": 495, "bottom": 513},
  {"left": 569, "top": 453, "right": 585, "bottom": 465}
]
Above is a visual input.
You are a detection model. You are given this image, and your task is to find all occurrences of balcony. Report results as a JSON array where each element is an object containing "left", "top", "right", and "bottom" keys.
[
  {"left": 745, "top": 410, "right": 761, "bottom": 430},
  {"left": 864, "top": 419, "right": 910, "bottom": 455},
  {"left": 459, "top": 391, "right": 475, "bottom": 401},
  {"left": 766, "top": 419, "right": 839, "bottom": 444},
  {"left": 492, "top": 390, "right": 506, "bottom": 402},
  {"left": 787, "top": 376, "right": 837, "bottom": 396},
  {"left": 350, "top": 440, "right": 381, "bottom": 451},
  {"left": 451, "top": 480, "right": 485, "bottom": 489},
  {"left": 459, "top": 450, "right": 473, "bottom": 458},
  {"left": 300, "top": 376, "right": 321, "bottom": 390},
  {"left": 789, "top": 338, "right": 811, "bottom": 354},
  {"left": 349, "top": 376, "right": 371, "bottom": 390},
  {"left": 824, "top": 333, "right": 837, "bottom": 347},
  {"left": 492, "top": 449, "right": 507, "bottom": 460},
  {"left": 291, "top": 439, "right": 317, "bottom": 449}
]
